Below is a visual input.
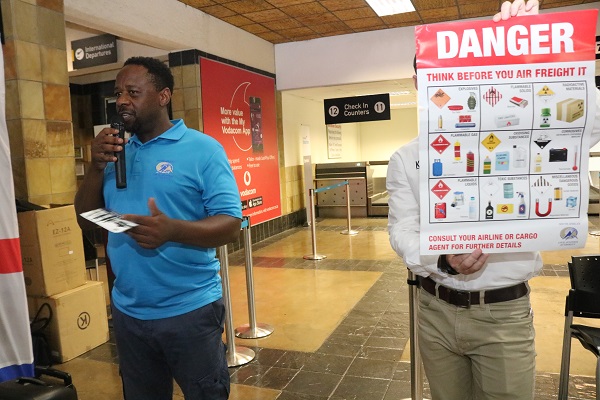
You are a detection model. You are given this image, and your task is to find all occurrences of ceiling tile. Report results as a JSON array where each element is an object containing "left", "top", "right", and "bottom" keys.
[
  {"left": 321, "top": 29, "right": 356, "bottom": 37},
  {"left": 320, "top": 0, "right": 369, "bottom": 12},
  {"left": 254, "top": 30, "right": 286, "bottom": 41},
  {"left": 180, "top": 0, "right": 216, "bottom": 6},
  {"left": 267, "top": 0, "right": 313, "bottom": 6},
  {"left": 224, "top": 0, "right": 274, "bottom": 13},
  {"left": 333, "top": 6, "right": 378, "bottom": 21},
  {"left": 244, "top": 8, "right": 288, "bottom": 22},
  {"left": 242, "top": 23, "right": 271, "bottom": 33},
  {"left": 541, "top": 0, "right": 585, "bottom": 5},
  {"left": 381, "top": 11, "right": 422, "bottom": 25},
  {"left": 281, "top": 2, "right": 329, "bottom": 18},
  {"left": 413, "top": 0, "right": 457, "bottom": 10},
  {"left": 459, "top": 3, "right": 499, "bottom": 18},
  {"left": 279, "top": 26, "right": 318, "bottom": 37},
  {"left": 296, "top": 12, "right": 340, "bottom": 26},
  {"left": 221, "top": 14, "right": 255, "bottom": 25},
  {"left": 418, "top": 7, "right": 460, "bottom": 22},
  {"left": 345, "top": 16, "right": 385, "bottom": 29},
  {"left": 199, "top": 4, "right": 237, "bottom": 17},
  {"left": 261, "top": 18, "right": 304, "bottom": 30},
  {"left": 310, "top": 21, "right": 352, "bottom": 33}
]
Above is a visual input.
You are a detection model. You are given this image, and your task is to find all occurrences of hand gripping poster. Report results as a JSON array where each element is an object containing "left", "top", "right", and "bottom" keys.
[{"left": 417, "top": 10, "right": 599, "bottom": 255}]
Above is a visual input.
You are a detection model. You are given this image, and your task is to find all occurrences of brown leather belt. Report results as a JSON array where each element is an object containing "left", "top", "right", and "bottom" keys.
[{"left": 418, "top": 276, "right": 528, "bottom": 308}]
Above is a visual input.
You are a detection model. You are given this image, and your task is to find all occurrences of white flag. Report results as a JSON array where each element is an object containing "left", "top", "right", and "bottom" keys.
[{"left": 0, "top": 44, "right": 35, "bottom": 381}]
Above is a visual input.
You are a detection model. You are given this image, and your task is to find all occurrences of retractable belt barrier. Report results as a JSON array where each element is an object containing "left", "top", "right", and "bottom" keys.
[
  {"left": 304, "top": 180, "right": 358, "bottom": 260},
  {"left": 218, "top": 245, "right": 255, "bottom": 367},
  {"left": 235, "top": 217, "right": 274, "bottom": 339}
]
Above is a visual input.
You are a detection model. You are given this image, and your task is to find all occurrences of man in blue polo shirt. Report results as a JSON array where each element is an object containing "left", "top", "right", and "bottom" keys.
[{"left": 75, "top": 56, "right": 241, "bottom": 400}]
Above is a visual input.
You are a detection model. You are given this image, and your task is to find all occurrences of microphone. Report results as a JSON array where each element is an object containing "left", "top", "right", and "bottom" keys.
[{"left": 110, "top": 117, "right": 127, "bottom": 189}]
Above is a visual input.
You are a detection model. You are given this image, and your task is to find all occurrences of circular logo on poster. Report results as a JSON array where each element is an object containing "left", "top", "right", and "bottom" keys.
[
  {"left": 75, "top": 48, "right": 85, "bottom": 61},
  {"left": 559, "top": 227, "right": 578, "bottom": 240},
  {"left": 77, "top": 312, "right": 91, "bottom": 330},
  {"left": 328, "top": 105, "right": 339, "bottom": 117},
  {"left": 244, "top": 171, "right": 251, "bottom": 186}
]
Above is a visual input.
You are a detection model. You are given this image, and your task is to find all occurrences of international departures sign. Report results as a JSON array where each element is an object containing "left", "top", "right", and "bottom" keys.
[
  {"left": 71, "top": 34, "right": 118, "bottom": 69},
  {"left": 324, "top": 93, "right": 391, "bottom": 125}
]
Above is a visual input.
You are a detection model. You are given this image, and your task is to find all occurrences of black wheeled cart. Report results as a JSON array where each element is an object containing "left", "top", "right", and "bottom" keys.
[{"left": 0, "top": 367, "right": 77, "bottom": 400}]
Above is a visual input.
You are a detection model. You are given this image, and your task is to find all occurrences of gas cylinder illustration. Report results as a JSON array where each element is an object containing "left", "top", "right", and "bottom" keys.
[{"left": 466, "top": 151, "right": 474, "bottom": 172}]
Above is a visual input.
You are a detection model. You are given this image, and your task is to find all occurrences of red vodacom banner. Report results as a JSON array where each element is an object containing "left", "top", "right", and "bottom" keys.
[
  {"left": 200, "top": 58, "right": 281, "bottom": 225},
  {"left": 416, "top": 10, "right": 598, "bottom": 69}
]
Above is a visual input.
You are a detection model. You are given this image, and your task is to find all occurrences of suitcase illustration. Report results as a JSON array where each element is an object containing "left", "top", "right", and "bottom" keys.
[{"left": 0, "top": 367, "right": 77, "bottom": 400}]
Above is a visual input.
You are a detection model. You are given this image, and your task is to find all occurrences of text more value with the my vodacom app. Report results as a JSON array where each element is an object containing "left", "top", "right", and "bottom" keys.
[{"left": 416, "top": 9, "right": 598, "bottom": 255}]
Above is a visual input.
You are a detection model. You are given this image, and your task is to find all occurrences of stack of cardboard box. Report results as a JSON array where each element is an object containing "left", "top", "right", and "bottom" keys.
[{"left": 18, "top": 205, "right": 109, "bottom": 363}]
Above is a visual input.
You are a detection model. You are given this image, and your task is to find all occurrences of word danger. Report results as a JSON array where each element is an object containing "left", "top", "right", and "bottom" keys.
[{"left": 437, "top": 23, "right": 574, "bottom": 59}]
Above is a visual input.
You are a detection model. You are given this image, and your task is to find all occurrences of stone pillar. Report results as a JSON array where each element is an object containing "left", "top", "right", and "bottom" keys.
[
  {"left": 3, "top": 0, "right": 76, "bottom": 206},
  {"left": 168, "top": 50, "right": 203, "bottom": 132}
]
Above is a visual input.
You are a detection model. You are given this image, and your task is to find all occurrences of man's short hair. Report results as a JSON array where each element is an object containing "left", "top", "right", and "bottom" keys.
[{"left": 124, "top": 56, "right": 174, "bottom": 93}]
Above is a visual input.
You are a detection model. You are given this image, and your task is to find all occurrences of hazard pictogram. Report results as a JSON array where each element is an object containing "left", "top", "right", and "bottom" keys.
[
  {"left": 484, "top": 86, "right": 502, "bottom": 106},
  {"left": 431, "top": 180, "right": 451, "bottom": 200},
  {"left": 430, "top": 135, "right": 450, "bottom": 154},
  {"left": 481, "top": 133, "right": 501, "bottom": 151}
]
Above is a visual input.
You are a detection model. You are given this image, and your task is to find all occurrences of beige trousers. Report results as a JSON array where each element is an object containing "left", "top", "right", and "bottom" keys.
[{"left": 418, "top": 288, "right": 536, "bottom": 400}]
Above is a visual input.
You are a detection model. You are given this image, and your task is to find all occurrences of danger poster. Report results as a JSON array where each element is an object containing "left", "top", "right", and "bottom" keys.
[
  {"left": 417, "top": 10, "right": 598, "bottom": 254},
  {"left": 200, "top": 58, "right": 281, "bottom": 225}
]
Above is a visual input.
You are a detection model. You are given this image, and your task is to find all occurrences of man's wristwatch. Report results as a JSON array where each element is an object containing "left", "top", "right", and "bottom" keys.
[{"left": 437, "top": 255, "right": 459, "bottom": 275}]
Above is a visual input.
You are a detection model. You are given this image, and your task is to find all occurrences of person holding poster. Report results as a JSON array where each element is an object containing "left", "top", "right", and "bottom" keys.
[
  {"left": 387, "top": 1, "right": 600, "bottom": 399},
  {"left": 74, "top": 57, "right": 241, "bottom": 400}
]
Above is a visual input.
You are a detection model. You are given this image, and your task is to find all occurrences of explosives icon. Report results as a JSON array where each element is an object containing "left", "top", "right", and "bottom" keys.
[{"left": 467, "top": 92, "right": 477, "bottom": 110}]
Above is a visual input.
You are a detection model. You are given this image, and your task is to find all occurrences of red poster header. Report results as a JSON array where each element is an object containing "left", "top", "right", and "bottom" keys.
[{"left": 416, "top": 10, "right": 598, "bottom": 69}]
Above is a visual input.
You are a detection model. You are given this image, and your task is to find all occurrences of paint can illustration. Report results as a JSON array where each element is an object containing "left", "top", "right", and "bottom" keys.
[
  {"left": 503, "top": 183, "right": 514, "bottom": 199},
  {"left": 554, "top": 187, "right": 563, "bottom": 201}
]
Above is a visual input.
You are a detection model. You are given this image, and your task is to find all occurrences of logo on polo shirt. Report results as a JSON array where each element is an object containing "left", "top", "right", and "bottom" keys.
[{"left": 156, "top": 162, "right": 174, "bottom": 174}]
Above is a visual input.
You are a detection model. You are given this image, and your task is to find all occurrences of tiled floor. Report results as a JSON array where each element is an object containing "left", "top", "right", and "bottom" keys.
[{"left": 57, "top": 216, "right": 600, "bottom": 400}]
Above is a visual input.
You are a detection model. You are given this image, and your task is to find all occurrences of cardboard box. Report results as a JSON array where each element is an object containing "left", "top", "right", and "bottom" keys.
[
  {"left": 28, "top": 281, "right": 109, "bottom": 363},
  {"left": 18, "top": 205, "right": 86, "bottom": 296},
  {"left": 556, "top": 98, "right": 584, "bottom": 123}
]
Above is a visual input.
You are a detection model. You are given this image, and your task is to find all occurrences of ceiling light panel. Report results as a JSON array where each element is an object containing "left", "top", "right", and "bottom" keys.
[{"left": 365, "top": 0, "right": 415, "bottom": 17}]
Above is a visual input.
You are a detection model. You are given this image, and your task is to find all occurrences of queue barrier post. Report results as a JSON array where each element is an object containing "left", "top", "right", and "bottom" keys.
[
  {"left": 218, "top": 245, "right": 255, "bottom": 367},
  {"left": 341, "top": 180, "right": 358, "bottom": 236},
  {"left": 304, "top": 181, "right": 356, "bottom": 260},
  {"left": 303, "top": 188, "right": 326, "bottom": 260},
  {"left": 403, "top": 269, "right": 428, "bottom": 400},
  {"left": 235, "top": 217, "right": 274, "bottom": 339}
]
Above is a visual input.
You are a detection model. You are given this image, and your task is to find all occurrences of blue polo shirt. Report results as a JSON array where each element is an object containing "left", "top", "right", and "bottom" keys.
[{"left": 103, "top": 119, "right": 242, "bottom": 320}]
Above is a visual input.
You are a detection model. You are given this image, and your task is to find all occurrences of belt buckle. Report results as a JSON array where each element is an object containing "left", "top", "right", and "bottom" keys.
[{"left": 450, "top": 290, "right": 471, "bottom": 308}]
